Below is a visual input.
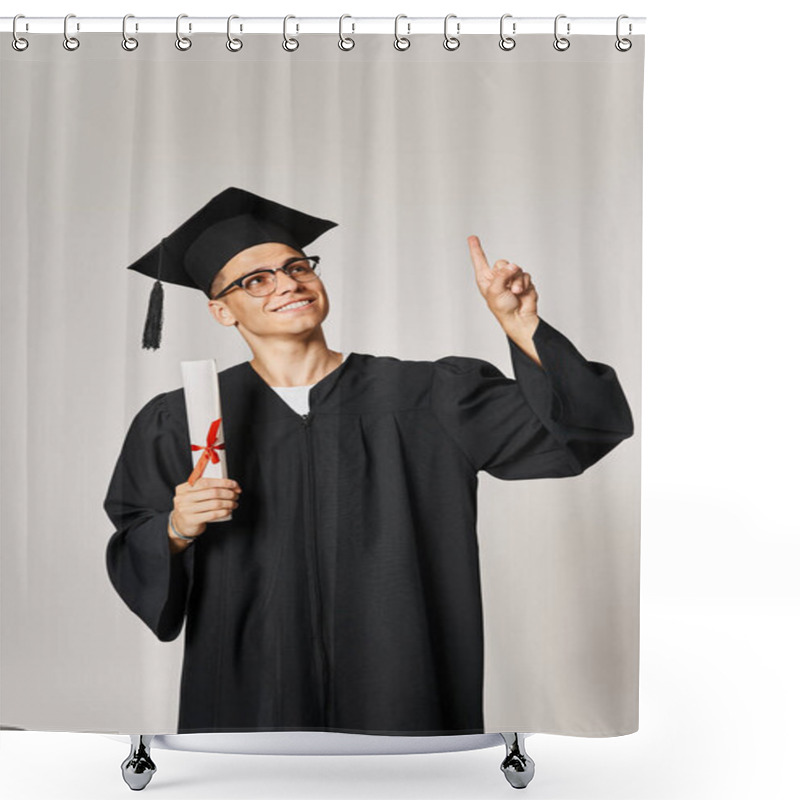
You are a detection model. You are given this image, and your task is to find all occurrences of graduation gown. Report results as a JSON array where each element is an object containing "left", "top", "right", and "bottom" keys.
[{"left": 104, "top": 317, "right": 634, "bottom": 735}]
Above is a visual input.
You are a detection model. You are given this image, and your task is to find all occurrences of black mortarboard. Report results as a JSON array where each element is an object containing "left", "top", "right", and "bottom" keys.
[{"left": 127, "top": 186, "right": 338, "bottom": 350}]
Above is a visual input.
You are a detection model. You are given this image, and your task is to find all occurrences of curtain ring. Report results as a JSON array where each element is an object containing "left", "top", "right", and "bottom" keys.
[
  {"left": 394, "top": 14, "right": 410, "bottom": 51},
  {"left": 553, "top": 14, "right": 570, "bottom": 51},
  {"left": 227, "top": 15, "right": 243, "bottom": 51},
  {"left": 12, "top": 14, "right": 29, "bottom": 52},
  {"left": 499, "top": 13, "right": 516, "bottom": 51},
  {"left": 339, "top": 15, "right": 355, "bottom": 51},
  {"left": 175, "top": 14, "right": 192, "bottom": 50},
  {"left": 63, "top": 13, "right": 80, "bottom": 51},
  {"left": 122, "top": 14, "right": 139, "bottom": 51},
  {"left": 443, "top": 14, "right": 460, "bottom": 51},
  {"left": 283, "top": 15, "right": 299, "bottom": 51},
  {"left": 615, "top": 14, "right": 632, "bottom": 52}
]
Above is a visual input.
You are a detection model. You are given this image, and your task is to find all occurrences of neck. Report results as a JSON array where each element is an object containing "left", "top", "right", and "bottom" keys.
[{"left": 247, "top": 330, "right": 342, "bottom": 387}]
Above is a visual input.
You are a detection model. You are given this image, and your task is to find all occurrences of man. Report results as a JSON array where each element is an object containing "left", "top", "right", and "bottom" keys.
[{"left": 105, "top": 186, "right": 634, "bottom": 735}]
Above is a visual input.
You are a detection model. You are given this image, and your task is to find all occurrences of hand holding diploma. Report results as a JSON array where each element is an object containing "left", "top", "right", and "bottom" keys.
[
  {"left": 168, "top": 359, "right": 237, "bottom": 554},
  {"left": 168, "top": 478, "right": 242, "bottom": 553}
]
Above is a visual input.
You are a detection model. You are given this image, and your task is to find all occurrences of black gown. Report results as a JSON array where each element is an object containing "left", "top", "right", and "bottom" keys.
[{"left": 104, "top": 317, "right": 634, "bottom": 735}]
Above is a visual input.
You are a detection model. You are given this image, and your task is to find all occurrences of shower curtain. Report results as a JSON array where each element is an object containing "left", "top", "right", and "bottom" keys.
[{"left": 0, "top": 26, "right": 643, "bottom": 738}]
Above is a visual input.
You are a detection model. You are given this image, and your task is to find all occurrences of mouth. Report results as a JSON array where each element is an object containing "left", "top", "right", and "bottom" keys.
[{"left": 272, "top": 298, "right": 315, "bottom": 313}]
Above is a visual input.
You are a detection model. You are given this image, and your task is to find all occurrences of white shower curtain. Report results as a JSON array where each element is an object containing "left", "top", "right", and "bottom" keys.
[{"left": 0, "top": 26, "right": 642, "bottom": 738}]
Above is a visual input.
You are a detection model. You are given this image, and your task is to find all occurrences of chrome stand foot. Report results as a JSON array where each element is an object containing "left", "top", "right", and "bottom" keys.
[
  {"left": 121, "top": 735, "right": 156, "bottom": 790},
  {"left": 500, "top": 732, "right": 535, "bottom": 789}
]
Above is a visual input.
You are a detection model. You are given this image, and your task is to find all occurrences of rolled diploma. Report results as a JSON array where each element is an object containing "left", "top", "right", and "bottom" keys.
[{"left": 181, "top": 359, "right": 231, "bottom": 523}]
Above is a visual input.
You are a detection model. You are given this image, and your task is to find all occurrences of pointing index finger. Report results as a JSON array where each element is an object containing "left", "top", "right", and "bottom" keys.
[{"left": 467, "top": 235, "right": 492, "bottom": 279}]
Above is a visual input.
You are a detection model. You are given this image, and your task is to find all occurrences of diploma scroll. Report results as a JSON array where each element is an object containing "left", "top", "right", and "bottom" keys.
[{"left": 180, "top": 359, "right": 231, "bottom": 523}]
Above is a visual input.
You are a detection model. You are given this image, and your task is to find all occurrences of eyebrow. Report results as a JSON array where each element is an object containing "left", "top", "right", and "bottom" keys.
[{"left": 233, "top": 257, "right": 306, "bottom": 283}]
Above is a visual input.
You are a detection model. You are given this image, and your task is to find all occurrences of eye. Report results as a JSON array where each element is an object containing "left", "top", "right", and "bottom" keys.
[
  {"left": 288, "top": 260, "right": 311, "bottom": 275},
  {"left": 243, "top": 273, "right": 266, "bottom": 290}
]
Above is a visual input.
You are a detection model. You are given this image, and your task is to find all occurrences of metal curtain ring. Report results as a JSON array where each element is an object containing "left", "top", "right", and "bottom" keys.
[
  {"left": 227, "top": 15, "right": 243, "bottom": 51},
  {"left": 12, "top": 14, "right": 29, "bottom": 51},
  {"left": 283, "top": 15, "right": 299, "bottom": 51},
  {"left": 615, "top": 14, "right": 632, "bottom": 51},
  {"left": 122, "top": 14, "right": 139, "bottom": 51},
  {"left": 394, "top": 14, "right": 410, "bottom": 50},
  {"left": 499, "top": 13, "right": 516, "bottom": 50},
  {"left": 175, "top": 14, "right": 192, "bottom": 50},
  {"left": 553, "top": 14, "right": 570, "bottom": 51},
  {"left": 63, "top": 13, "right": 80, "bottom": 51},
  {"left": 339, "top": 14, "right": 355, "bottom": 51},
  {"left": 443, "top": 14, "right": 460, "bottom": 51}
]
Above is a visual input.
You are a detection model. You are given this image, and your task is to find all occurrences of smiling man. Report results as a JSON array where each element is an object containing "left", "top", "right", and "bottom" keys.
[
  {"left": 104, "top": 186, "right": 634, "bottom": 735},
  {"left": 208, "top": 241, "right": 343, "bottom": 392}
]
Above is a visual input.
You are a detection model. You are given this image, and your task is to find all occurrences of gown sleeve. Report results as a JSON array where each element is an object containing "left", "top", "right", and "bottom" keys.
[
  {"left": 430, "top": 316, "right": 635, "bottom": 479},
  {"left": 104, "top": 392, "right": 195, "bottom": 642}
]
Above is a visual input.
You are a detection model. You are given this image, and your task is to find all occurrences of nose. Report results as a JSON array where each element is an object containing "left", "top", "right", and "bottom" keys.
[{"left": 273, "top": 268, "right": 303, "bottom": 293}]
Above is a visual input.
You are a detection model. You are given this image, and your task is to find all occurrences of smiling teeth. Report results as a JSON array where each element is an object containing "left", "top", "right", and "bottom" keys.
[{"left": 276, "top": 300, "right": 311, "bottom": 312}]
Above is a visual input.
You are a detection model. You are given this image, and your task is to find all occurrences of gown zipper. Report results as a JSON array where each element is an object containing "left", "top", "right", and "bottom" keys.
[{"left": 300, "top": 411, "right": 331, "bottom": 724}]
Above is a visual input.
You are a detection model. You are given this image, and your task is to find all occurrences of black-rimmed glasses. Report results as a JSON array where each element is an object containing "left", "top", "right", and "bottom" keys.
[{"left": 212, "top": 256, "right": 321, "bottom": 299}]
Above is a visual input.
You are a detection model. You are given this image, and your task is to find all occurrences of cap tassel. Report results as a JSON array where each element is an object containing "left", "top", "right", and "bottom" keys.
[{"left": 142, "top": 278, "right": 164, "bottom": 350}]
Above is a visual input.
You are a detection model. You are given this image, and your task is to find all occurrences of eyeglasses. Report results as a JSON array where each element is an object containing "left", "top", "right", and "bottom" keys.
[{"left": 212, "top": 256, "right": 322, "bottom": 299}]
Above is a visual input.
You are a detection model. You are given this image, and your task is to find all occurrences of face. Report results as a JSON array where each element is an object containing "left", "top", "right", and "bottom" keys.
[{"left": 208, "top": 242, "right": 330, "bottom": 340}]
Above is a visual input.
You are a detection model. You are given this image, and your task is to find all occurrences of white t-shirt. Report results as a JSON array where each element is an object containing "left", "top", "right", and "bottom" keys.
[{"left": 270, "top": 352, "right": 350, "bottom": 416}]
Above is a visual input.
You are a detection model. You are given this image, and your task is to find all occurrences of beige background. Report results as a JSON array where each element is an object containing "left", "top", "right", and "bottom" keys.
[{"left": 0, "top": 32, "right": 643, "bottom": 735}]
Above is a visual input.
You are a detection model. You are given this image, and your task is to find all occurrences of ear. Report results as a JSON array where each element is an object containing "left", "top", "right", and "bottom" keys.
[{"left": 208, "top": 300, "right": 239, "bottom": 328}]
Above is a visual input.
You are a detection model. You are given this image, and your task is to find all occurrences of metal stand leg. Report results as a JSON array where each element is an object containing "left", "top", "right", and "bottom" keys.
[
  {"left": 500, "top": 732, "right": 535, "bottom": 789},
  {"left": 121, "top": 735, "right": 157, "bottom": 791}
]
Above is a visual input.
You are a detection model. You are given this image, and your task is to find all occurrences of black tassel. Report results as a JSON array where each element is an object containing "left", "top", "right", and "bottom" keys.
[{"left": 142, "top": 279, "right": 164, "bottom": 350}]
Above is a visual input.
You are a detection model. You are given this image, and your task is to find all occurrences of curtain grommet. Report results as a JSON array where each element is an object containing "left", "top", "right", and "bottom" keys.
[
  {"left": 443, "top": 14, "right": 460, "bottom": 51},
  {"left": 121, "top": 14, "right": 139, "bottom": 51},
  {"left": 338, "top": 15, "right": 355, "bottom": 51},
  {"left": 499, "top": 14, "right": 516, "bottom": 51},
  {"left": 175, "top": 14, "right": 192, "bottom": 51},
  {"left": 226, "top": 15, "right": 243, "bottom": 52},
  {"left": 12, "top": 14, "right": 29, "bottom": 51},
  {"left": 282, "top": 15, "right": 299, "bottom": 51},
  {"left": 553, "top": 14, "right": 570, "bottom": 52},
  {"left": 63, "top": 13, "right": 80, "bottom": 51},
  {"left": 394, "top": 15, "right": 411, "bottom": 51},
  {"left": 615, "top": 15, "right": 633, "bottom": 51}
]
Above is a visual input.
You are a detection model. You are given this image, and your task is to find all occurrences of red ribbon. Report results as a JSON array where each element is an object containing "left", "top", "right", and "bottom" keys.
[{"left": 187, "top": 418, "right": 226, "bottom": 486}]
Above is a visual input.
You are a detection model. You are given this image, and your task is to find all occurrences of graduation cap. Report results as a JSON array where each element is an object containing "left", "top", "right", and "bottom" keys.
[{"left": 127, "top": 186, "right": 338, "bottom": 350}]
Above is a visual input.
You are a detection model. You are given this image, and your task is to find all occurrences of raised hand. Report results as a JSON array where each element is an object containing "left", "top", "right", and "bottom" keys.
[{"left": 467, "top": 235, "right": 539, "bottom": 330}]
